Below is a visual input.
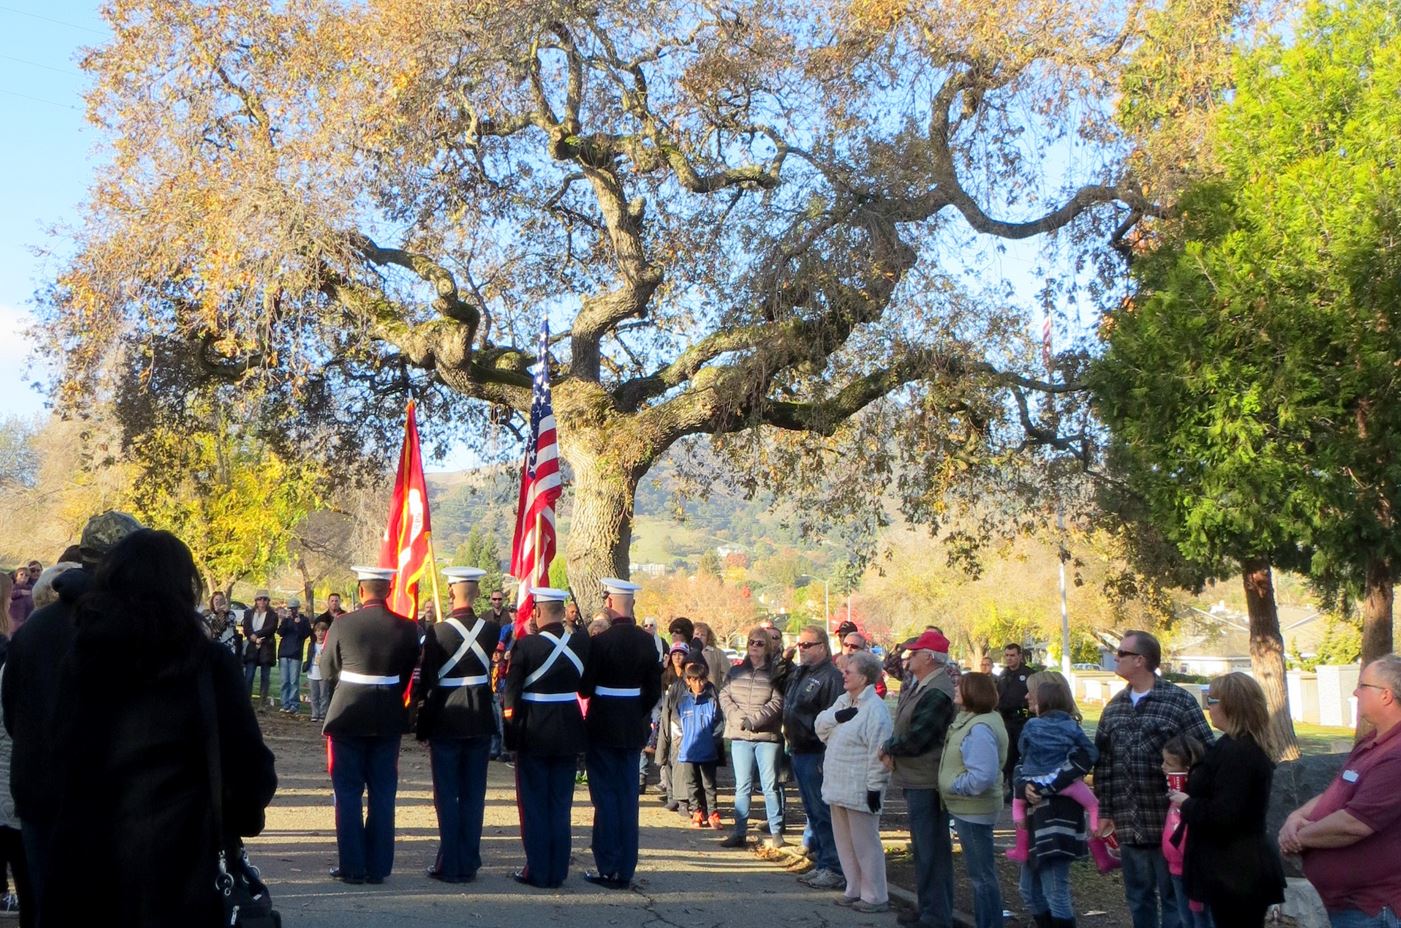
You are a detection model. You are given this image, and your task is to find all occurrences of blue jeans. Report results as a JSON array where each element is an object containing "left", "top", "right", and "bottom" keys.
[
  {"left": 244, "top": 662, "right": 270, "bottom": 699},
  {"left": 790, "top": 752, "right": 840, "bottom": 873},
  {"left": 328, "top": 734, "right": 401, "bottom": 880},
  {"left": 1121, "top": 843, "right": 1183, "bottom": 928},
  {"left": 905, "top": 788, "right": 954, "bottom": 928},
  {"left": 1329, "top": 907, "right": 1401, "bottom": 928},
  {"left": 1019, "top": 857, "right": 1073, "bottom": 919},
  {"left": 1170, "top": 874, "right": 1216, "bottom": 928},
  {"left": 279, "top": 657, "right": 302, "bottom": 711},
  {"left": 729, "top": 740, "right": 783, "bottom": 836},
  {"left": 952, "top": 816, "right": 1003, "bottom": 928}
]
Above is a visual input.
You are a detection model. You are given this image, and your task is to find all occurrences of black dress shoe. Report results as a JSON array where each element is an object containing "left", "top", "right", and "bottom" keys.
[
  {"left": 366, "top": 876, "right": 384, "bottom": 885},
  {"left": 512, "top": 869, "right": 540, "bottom": 887},
  {"left": 426, "top": 868, "right": 465, "bottom": 884},
  {"left": 582, "top": 871, "right": 629, "bottom": 890},
  {"left": 329, "top": 867, "right": 365, "bottom": 884}
]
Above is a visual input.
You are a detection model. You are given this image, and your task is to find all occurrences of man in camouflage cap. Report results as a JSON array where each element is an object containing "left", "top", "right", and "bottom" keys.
[{"left": 2, "top": 510, "right": 143, "bottom": 920}]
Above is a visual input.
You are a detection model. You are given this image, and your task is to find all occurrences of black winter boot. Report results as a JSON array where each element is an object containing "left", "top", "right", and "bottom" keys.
[
  {"left": 1050, "top": 918, "right": 1077, "bottom": 928},
  {"left": 1033, "top": 914, "right": 1054, "bottom": 928}
]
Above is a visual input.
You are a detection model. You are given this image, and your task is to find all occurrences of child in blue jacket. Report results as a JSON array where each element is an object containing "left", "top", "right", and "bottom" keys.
[{"left": 677, "top": 662, "right": 726, "bottom": 829}]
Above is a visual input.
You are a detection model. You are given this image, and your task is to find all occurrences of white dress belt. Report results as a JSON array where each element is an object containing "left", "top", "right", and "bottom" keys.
[
  {"left": 594, "top": 686, "right": 642, "bottom": 697},
  {"left": 438, "top": 674, "right": 490, "bottom": 688},
  {"left": 521, "top": 692, "right": 578, "bottom": 703},
  {"left": 339, "top": 671, "right": 400, "bottom": 685}
]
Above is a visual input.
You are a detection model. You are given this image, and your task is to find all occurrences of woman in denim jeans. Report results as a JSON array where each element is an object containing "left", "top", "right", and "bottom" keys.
[
  {"left": 938, "top": 672, "right": 1008, "bottom": 928},
  {"left": 717, "top": 627, "right": 785, "bottom": 848}
]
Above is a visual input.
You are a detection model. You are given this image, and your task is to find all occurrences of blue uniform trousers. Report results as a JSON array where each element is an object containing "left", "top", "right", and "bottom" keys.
[
  {"left": 329, "top": 734, "right": 401, "bottom": 880},
  {"left": 430, "top": 736, "right": 491, "bottom": 880},
  {"left": 585, "top": 745, "right": 642, "bottom": 882},
  {"left": 515, "top": 753, "right": 576, "bottom": 887}
]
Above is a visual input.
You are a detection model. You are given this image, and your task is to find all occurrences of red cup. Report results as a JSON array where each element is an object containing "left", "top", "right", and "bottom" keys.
[{"left": 1166, "top": 771, "right": 1187, "bottom": 792}]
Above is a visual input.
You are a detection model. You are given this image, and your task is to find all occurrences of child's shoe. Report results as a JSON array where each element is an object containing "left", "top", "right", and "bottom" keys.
[
  {"left": 708, "top": 812, "right": 723, "bottom": 830},
  {"left": 691, "top": 810, "right": 707, "bottom": 828}
]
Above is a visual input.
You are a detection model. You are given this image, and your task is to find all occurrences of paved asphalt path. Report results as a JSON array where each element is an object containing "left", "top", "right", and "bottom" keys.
[{"left": 247, "top": 720, "right": 901, "bottom": 928}]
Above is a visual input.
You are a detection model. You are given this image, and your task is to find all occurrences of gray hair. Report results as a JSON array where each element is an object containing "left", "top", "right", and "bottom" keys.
[
  {"left": 848, "top": 650, "right": 882, "bottom": 684},
  {"left": 33, "top": 562, "right": 80, "bottom": 610},
  {"left": 930, "top": 649, "right": 950, "bottom": 666},
  {"left": 1368, "top": 653, "right": 1401, "bottom": 700}
]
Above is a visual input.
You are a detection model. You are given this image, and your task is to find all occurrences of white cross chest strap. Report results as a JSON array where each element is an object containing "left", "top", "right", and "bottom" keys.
[
  {"left": 523, "top": 630, "right": 584, "bottom": 689},
  {"left": 340, "top": 671, "right": 400, "bottom": 685},
  {"left": 439, "top": 617, "right": 489, "bottom": 683},
  {"left": 595, "top": 686, "right": 642, "bottom": 697}
]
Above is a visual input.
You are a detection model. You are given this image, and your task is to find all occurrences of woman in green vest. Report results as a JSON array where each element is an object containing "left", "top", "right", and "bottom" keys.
[{"left": 938, "top": 672, "right": 1009, "bottom": 928}]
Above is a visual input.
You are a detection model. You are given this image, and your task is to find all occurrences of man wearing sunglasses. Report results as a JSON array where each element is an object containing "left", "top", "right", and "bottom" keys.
[
  {"left": 783, "top": 625, "right": 847, "bottom": 891},
  {"left": 1094, "top": 630, "right": 1213, "bottom": 928}
]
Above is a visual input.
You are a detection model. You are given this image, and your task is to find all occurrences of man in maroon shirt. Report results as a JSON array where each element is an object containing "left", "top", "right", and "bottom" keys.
[{"left": 1280, "top": 653, "right": 1401, "bottom": 926}]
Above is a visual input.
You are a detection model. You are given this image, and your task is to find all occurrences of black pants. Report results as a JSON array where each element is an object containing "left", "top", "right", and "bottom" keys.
[
  {"left": 679, "top": 762, "right": 718, "bottom": 817},
  {"left": 0, "top": 825, "right": 34, "bottom": 928},
  {"left": 1003, "top": 716, "right": 1027, "bottom": 788}
]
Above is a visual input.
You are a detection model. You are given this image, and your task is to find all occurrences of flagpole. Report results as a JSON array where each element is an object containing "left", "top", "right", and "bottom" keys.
[
  {"left": 425, "top": 531, "right": 445, "bottom": 624},
  {"left": 533, "top": 510, "right": 543, "bottom": 588}
]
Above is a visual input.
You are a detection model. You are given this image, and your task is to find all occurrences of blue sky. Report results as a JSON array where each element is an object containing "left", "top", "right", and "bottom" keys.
[{"left": 0, "top": 1, "right": 106, "bottom": 417}]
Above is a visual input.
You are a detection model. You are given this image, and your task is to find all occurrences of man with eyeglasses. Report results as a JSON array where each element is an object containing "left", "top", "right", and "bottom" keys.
[
  {"left": 1093, "top": 630, "right": 1213, "bottom": 928},
  {"left": 1281, "top": 653, "right": 1401, "bottom": 928},
  {"left": 782, "top": 625, "right": 847, "bottom": 891},
  {"left": 879, "top": 630, "right": 956, "bottom": 928}
]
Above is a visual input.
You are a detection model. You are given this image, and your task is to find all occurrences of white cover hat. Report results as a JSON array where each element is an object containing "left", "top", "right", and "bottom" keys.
[
  {"left": 444, "top": 567, "right": 487, "bottom": 583},
  {"left": 600, "top": 577, "right": 641, "bottom": 595},
  {"left": 531, "top": 586, "right": 568, "bottom": 603},
  {"left": 352, "top": 566, "right": 397, "bottom": 581}
]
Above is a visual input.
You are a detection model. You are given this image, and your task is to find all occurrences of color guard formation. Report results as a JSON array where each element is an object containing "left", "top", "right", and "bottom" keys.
[{"left": 317, "top": 568, "right": 663, "bottom": 890}]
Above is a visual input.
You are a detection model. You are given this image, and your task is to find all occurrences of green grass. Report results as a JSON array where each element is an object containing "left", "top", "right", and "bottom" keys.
[{"left": 1078, "top": 703, "right": 1355, "bottom": 755}]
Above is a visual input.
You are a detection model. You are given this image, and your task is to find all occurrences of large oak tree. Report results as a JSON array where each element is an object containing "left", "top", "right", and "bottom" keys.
[{"left": 49, "top": 0, "right": 1186, "bottom": 609}]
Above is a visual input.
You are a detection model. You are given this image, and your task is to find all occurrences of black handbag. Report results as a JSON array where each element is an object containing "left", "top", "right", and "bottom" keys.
[{"left": 197, "top": 670, "right": 282, "bottom": 928}]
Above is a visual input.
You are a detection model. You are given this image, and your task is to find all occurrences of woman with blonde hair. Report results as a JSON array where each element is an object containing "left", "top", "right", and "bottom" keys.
[
  {"left": 1024, "top": 670, "right": 1082, "bottom": 721},
  {"left": 717, "top": 625, "right": 786, "bottom": 848},
  {"left": 1167, "top": 672, "right": 1285, "bottom": 926}
]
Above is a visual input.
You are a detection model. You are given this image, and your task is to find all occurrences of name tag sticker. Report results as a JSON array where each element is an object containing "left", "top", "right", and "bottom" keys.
[{"left": 1342, "top": 769, "right": 1360, "bottom": 783}]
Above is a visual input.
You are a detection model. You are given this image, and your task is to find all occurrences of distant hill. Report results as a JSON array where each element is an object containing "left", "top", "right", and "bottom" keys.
[{"left": 426, "top": 448, "right": 807, "bottom": 567}]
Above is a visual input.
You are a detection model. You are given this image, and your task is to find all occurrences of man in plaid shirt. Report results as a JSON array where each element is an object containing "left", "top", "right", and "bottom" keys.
[{"left": 1093, "top": 630, "right": 1213, "bottom": 928}]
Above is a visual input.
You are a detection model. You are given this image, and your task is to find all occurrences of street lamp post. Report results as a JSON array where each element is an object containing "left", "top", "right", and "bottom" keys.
[{"left": 797, "top": 574, "right": 831, "bottom": 630}]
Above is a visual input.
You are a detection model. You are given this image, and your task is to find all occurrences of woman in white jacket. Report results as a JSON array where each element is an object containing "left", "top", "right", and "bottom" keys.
[{"left": 816, "top": 649, "right": 894, "bottom": 913}]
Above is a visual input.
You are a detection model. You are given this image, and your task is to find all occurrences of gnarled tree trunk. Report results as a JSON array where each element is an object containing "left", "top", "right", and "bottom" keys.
[
  {"left": 1241, "top": 556, "right": 1300, "bottom": 761},
  {"left": 559, "top": 430, "right": 644, "bottom": 617}
]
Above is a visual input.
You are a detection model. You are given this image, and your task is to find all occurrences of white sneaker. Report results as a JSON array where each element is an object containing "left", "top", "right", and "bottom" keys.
[{"left": 803, "top": 869, "right": 846, "bottom": 890}]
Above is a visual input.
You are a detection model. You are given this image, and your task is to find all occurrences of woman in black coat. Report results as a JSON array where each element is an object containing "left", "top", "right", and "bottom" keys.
[
  {"left": 1168, "top": 672, "right": 1285, "bottom": 927},
  {"left": 44, "top": 530, "right": 277, "bottom": 928}
]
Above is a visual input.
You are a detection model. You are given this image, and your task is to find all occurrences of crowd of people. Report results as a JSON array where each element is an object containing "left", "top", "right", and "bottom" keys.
[{"left": 0, "top": 510, "right": 1397, "bottom": 928}]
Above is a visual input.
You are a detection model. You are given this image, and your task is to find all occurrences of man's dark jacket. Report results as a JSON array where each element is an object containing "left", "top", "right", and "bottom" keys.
[
  {"left": 1, "top": 568, "right": 90, "bottom": 823},
  {"left": 782, "top": 657, "right": 844, "bottom": 754},
  {"left": 580, "top": 618, "right": 662, "bottom": 750}
]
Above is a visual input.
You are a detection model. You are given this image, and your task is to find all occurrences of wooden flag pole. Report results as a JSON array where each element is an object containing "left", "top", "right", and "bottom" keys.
[{"left": 425, "top": 531, "right": 445, "bottom": 624}]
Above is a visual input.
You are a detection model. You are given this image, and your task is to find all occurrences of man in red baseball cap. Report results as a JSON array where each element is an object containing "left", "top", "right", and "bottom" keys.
[{"left": 880, "top": 630, "right": 957, "bottom": 927}]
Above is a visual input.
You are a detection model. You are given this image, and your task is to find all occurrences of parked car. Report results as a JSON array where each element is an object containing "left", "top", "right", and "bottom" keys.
[
  {"left": 723, "top": 648, "right": 741, "bottom": 666},
  {"left": 1071, "top": 662, "right": 1103, "bottom": 671}
]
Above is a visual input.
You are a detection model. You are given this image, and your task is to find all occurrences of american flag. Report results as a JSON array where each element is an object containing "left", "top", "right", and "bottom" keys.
[{"left": 508, "top": 321, "right": 563, "bottom": 635}]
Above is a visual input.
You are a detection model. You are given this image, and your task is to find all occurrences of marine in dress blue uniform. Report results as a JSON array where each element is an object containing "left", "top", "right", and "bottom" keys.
[
  {"left": 579, "top": 578, "right": 662, "bottom": 889},
  {"left": 321, "top": 566, "right": 421, "bottom": 884},
  {"left": 503, "top": 587, "right": 590, "bottom": 888},
  {"left": 417, "top": 566, "right": 500, "bottom": 883}
]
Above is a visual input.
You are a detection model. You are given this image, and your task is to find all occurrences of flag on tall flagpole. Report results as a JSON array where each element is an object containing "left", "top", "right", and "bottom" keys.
[
  {"left": 509, "top": 322, "right": 563, "bottom": 636},
  {"left": 379, "top": 400, "right": 432, "bottom": 620}
]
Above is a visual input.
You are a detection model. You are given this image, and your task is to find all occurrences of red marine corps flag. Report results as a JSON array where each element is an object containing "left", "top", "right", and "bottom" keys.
[
  {"left": 379, "top": 400, "right": 433, "bottom": 620},
  {"left": 508, "top": 322, "right": 563, "bottom": 636}
]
